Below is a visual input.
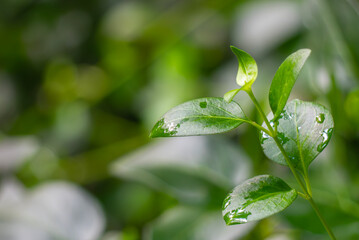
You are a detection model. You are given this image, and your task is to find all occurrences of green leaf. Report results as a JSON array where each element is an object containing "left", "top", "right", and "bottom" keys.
[
  {"left": 222, "top": 175, "right": 297, "bottom": 225},
  {"left": 224, "top": 89, "right": 240, "bottom": 103},
  {"left": 260, "top": 99, "right": 334, "bottom": 173},
  {"left": 230, "top": 46, "right": 258, "bottom": 87},
  {"left": 150, "top": 98, "right": 247, "bottom": 137},
  {"left": 269, "top": 49, "right": 311, "bottom": 120}
]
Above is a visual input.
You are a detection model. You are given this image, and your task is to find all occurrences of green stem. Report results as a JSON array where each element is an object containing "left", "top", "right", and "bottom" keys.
[
  {"left": 246, "top": 89, "right": 274, "bottom": 136},
  {"left": 245, "top": 88, "right": 336, "bottom": 240},
  {"left": 245, "top": 89, "right": 308, "bottom": 194},
  {"left": 308, "top": 197, "right": 337, "bottom": 240},
  {"left": 243, "top": 119, "right": 272, "bottom": 136},
  {"left": 303, "top": 171, "right": 313, "bottom": 197},
  {"left": 298, "top": 192, "right": 309, "bottom": 199}
]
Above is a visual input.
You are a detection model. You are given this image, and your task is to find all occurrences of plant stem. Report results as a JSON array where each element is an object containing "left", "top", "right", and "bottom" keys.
[
  {"left": 303, "top": 171, "right": 313, "bottom": 197},
  {"left": 272, "top": 137, "right": 308, "bottom": 193},
  {"left": 245, "top": 88, "right": 336, "bottom": 240},
  {"left": 308, "top": 197, "right": 337, "bottom": 240},
  {"left": 245, "top": 89, "right": 274, "bottom": 136},
  {"left": 245, "top": 89, "right": 308, "bottom": 194},
  {"left": 243, "top": 119, "right": 272, "bottom": 136},
  {"left": 297, "top": 191, "right": 309, "bottom": 199}
]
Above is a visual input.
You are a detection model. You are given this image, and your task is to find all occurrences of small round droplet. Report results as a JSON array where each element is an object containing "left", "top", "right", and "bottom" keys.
[
  {"left": 316, "top": 113, "right": 325, "bottom": 123},
  {"left": 199, "top": 101, "right": 207, "bottom": 108},
  {"left": 260, "top": 131, "right": 270, "bottom": 144}
]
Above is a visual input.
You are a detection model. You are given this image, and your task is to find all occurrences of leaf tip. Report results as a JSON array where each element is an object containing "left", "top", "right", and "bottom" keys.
[
  {"left": 148, "top": 131, "right": 155, "bottom": 138},
  {"left": 230, "top": 45, "right": 239, "bottom": 52},
  {"left": 224, "top": 89, "right": 240, "bottom": 103},
  {"left": 149, "top": 118, "right": 171, "bottom": 138},
  {"left": 297, "top": 48, "right": 311, "bottom": 59},
  {"left": 149, "top": 128, "right": 158, "bottom": 138},
  {"left": 229, "top": 46, "right": 257, "bottom": 87}
]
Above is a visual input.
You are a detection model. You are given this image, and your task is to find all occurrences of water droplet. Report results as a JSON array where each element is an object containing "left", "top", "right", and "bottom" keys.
[
  {"left": 223, "top": 195, "right": 231, "bottom": 210},
  {"left": 167, "top": 122, "right": 176, "bottom": 132},
  {"left": 199, "top": 101, "right": 207, "bottom": 108},
  {"left": 278, "top": 111, "right": 285, "bottom": 120},
  {"left": 224, "top": 209, "right": 251, "bottom": 225},
  {"left": 260, "top": 130, "right": 270, "bottom": 144},
  {"left": 297, "top": 126, "right": 302, "bottom": 132},
  {"left": 316, "top": 113, "right": 325, "bottom": 123},
  {"left": 317, "top": 128, "right": 333, "bottom": 152},
  {"left": 282, "top": 111, "right": 290, "bottom": 120},
  {"left": 162, "top": 119, "right": 179, "bottom": 136}
]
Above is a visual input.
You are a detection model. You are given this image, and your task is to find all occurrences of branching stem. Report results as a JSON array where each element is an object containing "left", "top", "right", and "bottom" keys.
[
  {"left": 242, "top": 119, "right": 272, "bottom": 136},
  {"left": 245, "top": 88, "right": 336, "bottom": 240}
]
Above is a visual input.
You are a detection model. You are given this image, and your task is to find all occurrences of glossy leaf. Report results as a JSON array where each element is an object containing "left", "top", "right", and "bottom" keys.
[
  {"left": 260, "top": 99, "right": 334, "bottom": 173},
  {"left": 150, "top": 98, "right": 247, "bottom": 137},
  {"left": 222, "top": 175, "right": 297, "bottom": 225},
  {"left": 269, "top": 49, "right": 311, "bottom": 120},
  {"left": 230, "top": 46, "right": 258, "bottom": 87}
]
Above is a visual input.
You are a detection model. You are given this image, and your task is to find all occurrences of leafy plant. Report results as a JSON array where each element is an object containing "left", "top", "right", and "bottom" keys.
[{"left": 150, "top": 46, "right": 337, "bottom": 239}]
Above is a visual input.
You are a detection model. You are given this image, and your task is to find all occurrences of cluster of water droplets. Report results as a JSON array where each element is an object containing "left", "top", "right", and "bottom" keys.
[
  {"left": 281, "top": 110, "right": 294, "bottom": 120},
  {"left": 314, "top": 113, "right": 333, "bottom": 152},
  {"left": 224, "top": 208, "right": 251, "bottom": 224},
  {"left": 223, "top": 194, "right": 231, "bottom": 209},
  {"left": 260, "top": 112, "right": 291, "bottom": 145},
  {"left": 157, "top": 118, "right": 179, "bottom": 136}
]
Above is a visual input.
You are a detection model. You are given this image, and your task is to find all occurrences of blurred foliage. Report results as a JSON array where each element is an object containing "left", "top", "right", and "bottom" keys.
[{"left": 0, "top": 0, "right": 358, "bottom": 239}]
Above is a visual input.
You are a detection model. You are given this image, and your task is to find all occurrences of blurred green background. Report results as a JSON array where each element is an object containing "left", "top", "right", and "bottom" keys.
[{"left": 0, "top": 0, "right": 358, "bottom": 239}]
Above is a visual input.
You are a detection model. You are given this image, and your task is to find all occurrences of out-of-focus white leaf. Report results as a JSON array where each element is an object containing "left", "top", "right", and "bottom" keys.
[
  {"left": 0, "top": 178, "right": 25, "bottom": 207},
  {"left": 0, "top": 181, "right": 105, "bottom": 240},
  {"left": 111, "top": 136, "right": 251, "bottom": 202},
  {"left": 0, "top": 137, "right": 39, "bottom": 173},
  {"left": 144, "top": 206, "right": 255, "bottom": 240}
]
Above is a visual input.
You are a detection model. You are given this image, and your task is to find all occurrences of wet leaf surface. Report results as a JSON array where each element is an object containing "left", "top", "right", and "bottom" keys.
[
  {"left": 222, "top": 175, "right": 297, "bottom": 225},
  {"left": 260, "top": 99, "right": 334, "bottom": 172},
  {"left": 112, "top": 137, "right": 252, "bottom": 204},
  {"left": 150, "top": 98, "right": 247, "bottom": 137}
]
